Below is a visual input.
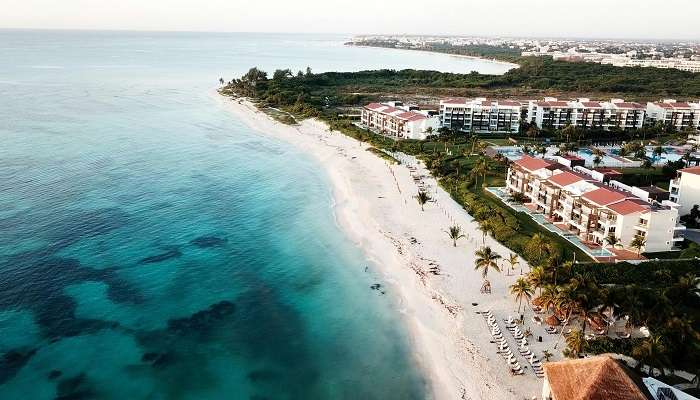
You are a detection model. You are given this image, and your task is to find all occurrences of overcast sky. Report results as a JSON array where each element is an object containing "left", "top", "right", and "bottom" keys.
[{"left": 2, "top": 0, "right": 699, "bottom": 40}]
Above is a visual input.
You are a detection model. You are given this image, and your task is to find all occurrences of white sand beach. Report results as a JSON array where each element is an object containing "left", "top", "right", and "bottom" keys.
[{"left": 214, "top": 93, "right": 561, "bottom": 400}]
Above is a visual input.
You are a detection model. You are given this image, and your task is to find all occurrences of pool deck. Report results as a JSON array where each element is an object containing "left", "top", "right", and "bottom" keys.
[{"left": 486, "top": 187, "right": 644, "bottom": 262}]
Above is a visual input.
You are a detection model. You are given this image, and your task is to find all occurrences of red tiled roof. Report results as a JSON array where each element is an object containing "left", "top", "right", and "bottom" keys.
[
  {"left": 499, "top": 100, "right": 523, "bottom": 107},
  {"left": 548, "top": 171, "right": 585, "bottom": 187},
  {"left": 366, "top": 103, "right": 384, "bottom": 111},
  {"left": 442, "top": 97, "right": 468, "bottom": 104},
  {"left": 581, "top": 101, "right": 602, "bottom": 108},
  {"left": 654, "top": 102, "right": 674, "bottom": 109},
  {"left": 537, "top": 101, "right": 571, "bottom": 108},
  {"left": 581, "top": 188, "right": 628, "bottom": 206},
  {"left": 396, "top": 111, "right": 426, "bottom": 122},
  {"left": 594, "top": 168, "right": 623, "bottom": 175},
  {"left": 680, "top": 166, "right": 700, "bottom": 175},
  {"left": 513, "top": 155, "right": 553, "bottom": 172},
  {"left": 607, "top": 200, "right": 648, "bottom": 215},
  {"left": 671, "top": 102, "right": 691, "bottom": 109},
  {"left": 614, "top": 102, "right": 644, "bottom": 109}
]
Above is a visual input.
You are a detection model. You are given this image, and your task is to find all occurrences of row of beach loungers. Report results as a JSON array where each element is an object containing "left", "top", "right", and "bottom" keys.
[
  {"left": 504, "top": 316, "right": 545, "bottom": 378},
  {"left": 482, "top": 310, "right": 546, "bottom": 378}
]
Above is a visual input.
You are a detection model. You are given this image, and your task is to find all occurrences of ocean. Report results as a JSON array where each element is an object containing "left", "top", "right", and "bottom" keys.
[{"left": 0, "top": 30, "right": 511, "bottom": 399}]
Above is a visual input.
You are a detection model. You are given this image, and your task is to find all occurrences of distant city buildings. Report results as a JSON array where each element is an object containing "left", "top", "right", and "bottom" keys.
[
  {"left": 361, "top": 101, "right": 440, "bottom": 140},
  {"left": 349, "top": 35, "right": 700, "bottom": 73}
]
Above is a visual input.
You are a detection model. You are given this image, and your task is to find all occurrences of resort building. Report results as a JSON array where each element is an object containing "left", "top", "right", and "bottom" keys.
[
  {"left": 645, "top": 100, "right": 700, "bottom": 132},
  {"left": 439, "top": 98, "right": 523, "bottom": 134},
  {"left": 526, "top": 98, "right": 646, "bottom": 131},
  {"left": 361, "top": 102, "right": 440, "bottom": 140},
  {"left": 669, "top": 166, "right": 700, "bottom": 216},
  {"left": 542, "top": 356, "right": 650, "bottom": 400},
  {"left": 505, "top": 155, "right": 684, "bottom": 253}
]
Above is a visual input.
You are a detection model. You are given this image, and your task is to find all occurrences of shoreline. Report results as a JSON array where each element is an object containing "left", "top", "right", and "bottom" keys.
[
  {"left": 212, "top": 91, "right": 545, "bottom": 400},
  {"left": 346, "top": 43, "right": 520, "bottom": 70}
]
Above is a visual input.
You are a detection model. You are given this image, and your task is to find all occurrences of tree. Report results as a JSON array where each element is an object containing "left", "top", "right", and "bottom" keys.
[
  {"left": 415, "top": 190, "right": 431, "bottom": 211},
  {"left": 218, "top": 77, "right": 225, "bottom": 85},
  {"left": 528, "top": 266, "right": 548, "bottom": 295},
  {"left": 470, "top": 157, "right": 490, "bottom": 188},
  {"left": 476, "top": 219, "right": 492, "bottom": 244},
  {"left": 565, "top": 329, "right": 585, "bottom": 358},
  {"left": 510, "top": 278, "right": 533, "bottom": 313},
  {"left": 593, "top": 155, "right": 603, "bottom": 169},
  {"left": 305, "top": 66, "right": 313, "bottom": 76},
  {"left": 507, "top": 253, "right": 521, "bottom": 275},
  {"left": 653, "top": 146, "right": 666, "bottom": 159},
  {"left": 542, "top": 350, "right": 553, "bottom": 362},
  {"left": 605, "top": 233, "right": 620, "bottom": 249},
  {"left": 524, "top": 233, "right": 553, "bottom": 266},
  {"left": 474, "top": 246, "right": 501, "bottom": 281},
  {"left": 630, "top": 235, "right": 646, "bottom": 256},
  {"left": 273, "top": 68, "right": 293, "bottom": 80},
  {"left": 538, "top": 284, "right": 559, "bottom": 312},
  {"left": 632, "top": 335, "right": 671, "bottom": 376},
  {"left": 445, "top": 225, "right": 466, "bottom": 247}
]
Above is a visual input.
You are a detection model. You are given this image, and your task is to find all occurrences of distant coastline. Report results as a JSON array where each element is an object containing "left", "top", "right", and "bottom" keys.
[{"left": 345, "top": 43, "right": 520, "bottom": 71}]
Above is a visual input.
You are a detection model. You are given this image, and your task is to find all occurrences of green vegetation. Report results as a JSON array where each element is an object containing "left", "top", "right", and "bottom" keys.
[
  {"left": 366, "top": 147, "right": 398, "bottom": 164},
  {"left": 543, "top": 260, "right": 700, "bottom": 374},
  {"left": 347, "top": 41, "right": 700, "bottom": 98},
  {"left": 349, "top": 40, "right": 522, "bottom": 62}
]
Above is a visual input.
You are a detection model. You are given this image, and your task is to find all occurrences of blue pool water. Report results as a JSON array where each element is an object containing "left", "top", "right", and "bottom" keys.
[{"left": 0, "top": 30, "right": 512, "bottom": 399}]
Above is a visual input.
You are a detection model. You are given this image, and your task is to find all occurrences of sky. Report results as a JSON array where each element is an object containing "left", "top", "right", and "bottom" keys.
[{"left": 1, "top": 0, "right": 699, "bottom": 40}]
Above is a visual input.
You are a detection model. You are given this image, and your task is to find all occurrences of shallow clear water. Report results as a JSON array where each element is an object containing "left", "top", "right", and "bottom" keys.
[{"left": 0, "top": 30, "right": 510, "bottom": 399}]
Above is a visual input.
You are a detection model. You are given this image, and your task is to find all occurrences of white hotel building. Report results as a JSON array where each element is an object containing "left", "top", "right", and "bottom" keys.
[
  {"left": 439, "top": 98, "right": 522, "bottom": 134},
  {"left": 525, "top": 98, "right": 646, "bottom": 131},
  {"left": 506, "top": 155, "right": 684, "bottom": 253},
  {"left": 645, "top": 99, "right": 700, "bottom": 132},
  {"left": 669, "top": 166, "right": 700, "bottom": 216},
  {"left": 361, "top": 102, "right": 440, "bottom": 140}
]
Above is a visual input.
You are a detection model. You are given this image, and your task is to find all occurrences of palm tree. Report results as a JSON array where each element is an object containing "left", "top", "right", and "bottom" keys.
[
  {"left": 605, "top": 233, "right": 620, "bottom": 249},
  {"left": 542, "top": 350, "right": 553, "bottom": 362},
  {"left": 630, "top": 235, "right": 646, "bottom": 256},
  {"left": 510, "top": 278, "right": 533, "bottom": 313},
  {"left": 445, "top": 225, "right": 466, "bottom": 247},
  {"left": 507, "top": 253, "right": 521, "bottom": 275},
  {"left": 474, "top": 246, "right": 502, "bottom": 281},
  {"left": 528, "top": 266, "right": 548, "bottom": 295},
  {"left": 593, "top": 155, "right": 603, "bottom": 169},
  {"left": 415, "top": 190, "right": 431, "bottom": 211},
  {"left": 538, "top": 284, "right": 559, "bottom": 312},
  {"left": 565, "top": 329, "right": 585, "bottom": 358},
  {"left": 471, "top": 157, "right": 490, "bottom": 188},
  {"left": 476, "top": 219, "right": 492, "bottom": 244},
  {"left": 653, "top": 146, "right": 666, "bottom": 159},
  {"left": 632, "top": 335, "right": 671, "bottom": 376}
]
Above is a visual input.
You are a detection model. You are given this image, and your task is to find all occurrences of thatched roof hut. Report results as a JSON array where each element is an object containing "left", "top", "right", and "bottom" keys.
[
  {"left": 545, "top": 315, "right": 561, "bottom": 326},
  {"left": 542, "top": 356, "right": 650, "bottom": 400}
]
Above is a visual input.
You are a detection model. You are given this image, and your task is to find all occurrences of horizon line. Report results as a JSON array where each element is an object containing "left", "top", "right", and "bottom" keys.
[{"left": 0, "top": 27, "right": 698, "bottom": 43}]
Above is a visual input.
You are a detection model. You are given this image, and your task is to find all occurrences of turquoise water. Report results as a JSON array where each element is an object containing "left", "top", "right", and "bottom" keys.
[{"left": 0, "top": 30, "right": 510, "bottom": 399}]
